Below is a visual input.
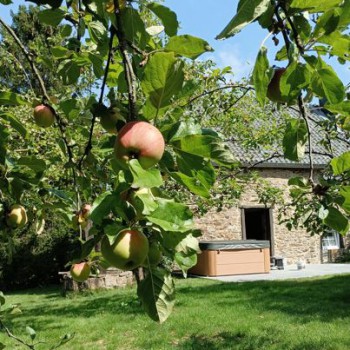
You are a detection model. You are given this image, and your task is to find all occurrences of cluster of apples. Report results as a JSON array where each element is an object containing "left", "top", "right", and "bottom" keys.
[{"left": 70, "top": 117, "right": 165, "bottom": 283}]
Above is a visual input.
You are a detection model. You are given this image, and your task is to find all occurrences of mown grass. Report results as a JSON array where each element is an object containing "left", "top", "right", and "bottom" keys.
[{"left": 2, "top": 274, "right": 350, "bottom": 350}]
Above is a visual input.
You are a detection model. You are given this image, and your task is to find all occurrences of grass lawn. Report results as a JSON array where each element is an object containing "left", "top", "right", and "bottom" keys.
[{"left": 1, "top": 274, "right": 350, "bottom": 350}]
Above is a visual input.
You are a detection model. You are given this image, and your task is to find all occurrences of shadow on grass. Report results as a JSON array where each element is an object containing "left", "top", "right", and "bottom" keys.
[
  {"left": 176, "top": 331, "right": 333, "bottom": 350},
  {"left": 176, "top": 274, "right": 350, "bottom": 322},
  {"left": 5, "top": 285, "right": 143, "bottom": 332}
]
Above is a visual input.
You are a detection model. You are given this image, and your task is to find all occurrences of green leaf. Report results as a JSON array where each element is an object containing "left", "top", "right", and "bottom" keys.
[
  {"left": 141, "top": 52, "right": 184, "bottom": 114},
  {"left": 0, "top": 0, "right": 12, "bottom": 4},
  {"left": 137, "top": 268, "right": 175, "bottom": 323},
  {"left": 279, "top": 61, "right": 311, "bottom": 102},
  {"left": 330, "top": 151, "right": 350, "bottom": 175},
  {"left": 0, "top": 112, "right": 27, "bottom": 139},
  {"left": 129, "top": 159, "right": 163, "bottom": 188},
  {"left": 216, "top": 0, "right": 271, "bottom": 39},
  {"left": 51, "top": 46, "right": 69, "bottom": 59},
  {"left": 288, "top": 176, "right": 309, "bottom": 187},
  {"left": 171, "top": 152, "right": 216, "bottom": 198},
  {"left": 57, "top": 59, "right": 80, "bottom": 85},
  {"left": 313, "top": 8, "right": 341, "bottom": 37},
  {"left": 174, "top": 233, "right": 200, "bottom": 276},
  {"left": 339, "top": 186, "right": 350, "bottom": 213},
  {"left": 147, "top": 198, "right": 193, "bottom": 232},
  {"left": 290, "top": 0, "right": 343, "bottom": 13},
  {"left": 171, "top": 134, "right": 236, "bottom": 166},
  {"left": 80, "top": 238, "right": 97, "bottom": 260},
  {"left": 0, "top": 291, "right": 5, "bottom": 306},
  {"left": 17, "top": 156, "right": 46, "bottom": 173},
  {"left": 283, "top": 119, "right": 308, "bottom": 161},
  {"left": 88, "top": 21, "right": 108, "bottom": 45},
  {"left": 0, "top": 91, "right": 27, "bottom": 106},
  {"left": 165, "top": 35, "right": 213, "bottom": 59},
  {"left": 131, "top": 188, "right": 158, "bottom": 216},
  {"left": 306, "top": 56, "right": 345, "bottom": 104},
  {"left": 38, "top": 9, "right": 66, "bottom": 26},
  {"left": 252, "top": 46, "right": 270, "bottom": 106},
  {"left": 121, "top": 8, "right": 149, "bottom": 49},
  {"left": 323, "top": 206, "right": 349, "bottom": 235},
  {"left": 147, "top": 3, "right": 178, "bottom": 37},
  {"left": 0, "top": 342, "right": 5, "bottom": 350},
  {"left": 26, "top": 326, "right": 36, "bottom": 341},
  {"left": 318, "top": 31, "right": 350, "bottom": 59},
  {"left": 90, "top": 192, "right": 114, "bottom": 224}
]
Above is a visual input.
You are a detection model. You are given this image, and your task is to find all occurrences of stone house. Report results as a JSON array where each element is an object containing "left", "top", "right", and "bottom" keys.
[{"left": 195, "top": 107, "right": 349, "bottom": 265}]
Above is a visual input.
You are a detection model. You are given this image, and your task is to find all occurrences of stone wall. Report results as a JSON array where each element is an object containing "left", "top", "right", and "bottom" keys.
[
  {"left": 61, "top": 268, "right": 134, "bottom": 292},
  {"left": 195, "top": 168, "right": 322, "bottom": 265}
]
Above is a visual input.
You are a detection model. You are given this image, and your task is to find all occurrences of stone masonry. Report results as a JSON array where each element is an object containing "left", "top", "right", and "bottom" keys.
[{"left": 195, "top": 168, "right": 322, "bottom": 265}]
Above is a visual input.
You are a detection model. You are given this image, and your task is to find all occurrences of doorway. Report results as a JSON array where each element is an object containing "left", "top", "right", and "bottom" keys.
[{"left": 242, "top": 207, "right": 273, "bottom": 255}]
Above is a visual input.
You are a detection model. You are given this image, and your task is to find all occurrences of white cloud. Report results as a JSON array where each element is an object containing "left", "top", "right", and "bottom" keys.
[{"left": 216, "top": 44, "right": 254, "bottom": 81}]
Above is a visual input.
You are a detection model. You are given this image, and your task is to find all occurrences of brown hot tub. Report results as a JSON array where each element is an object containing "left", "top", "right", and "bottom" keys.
[{"left": 189, "top": 240, "right": 270, "bottom": 276}]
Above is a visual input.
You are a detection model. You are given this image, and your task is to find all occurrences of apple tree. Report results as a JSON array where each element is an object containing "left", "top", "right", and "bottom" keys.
[{"left": 0, "top": 0, "right": 236, "bottom": 324}]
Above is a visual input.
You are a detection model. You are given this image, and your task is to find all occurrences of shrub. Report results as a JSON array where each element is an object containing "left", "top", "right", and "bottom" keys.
[{"left": 0, "top": 218, "right": 80, "bottom": 291}]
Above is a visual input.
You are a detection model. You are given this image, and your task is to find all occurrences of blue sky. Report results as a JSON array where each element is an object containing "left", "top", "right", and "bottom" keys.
[{"left": 1, "top": 1, "right": 349, "bottom": 83}]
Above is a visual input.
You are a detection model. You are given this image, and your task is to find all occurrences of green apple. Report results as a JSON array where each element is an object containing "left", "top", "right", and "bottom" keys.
[
  {"left": 33, "top": 104, "right": 55, "bottom": 128},
  {"left": 114, "top": 121, "right": 165, "bottom": 169},
  {"left": 101, "top": 229, "right": 149, "bottom": 271},
  {"left": 70, "top": 262, "right": 91, "bottom": 282},
  {"left": 267, "top": 68, "right": 287, "bottom": 103},
  {"left": 6, "top": 204, "right": 28, "bottom": 228}
]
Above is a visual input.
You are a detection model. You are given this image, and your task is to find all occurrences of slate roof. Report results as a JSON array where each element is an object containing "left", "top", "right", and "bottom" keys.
[{"left": 228, "top": 106, "right": 350, "bottom": 169}]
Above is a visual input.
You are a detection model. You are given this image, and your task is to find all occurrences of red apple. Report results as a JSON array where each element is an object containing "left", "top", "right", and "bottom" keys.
[
  {"left": 70, "top": 262, "right": 91, "bottom": 282},
  {"left": 6, "top": 204, "right": 28, "bottom": 228},
  {"left": 101, "top": 229, "right": 149, "bottom": 271},
  {"left": 267, "top": 68, "right": 287, "bottom": 103},
  {"left": 114, "top": 121, "right": 165, "bottom": 169},
  {"left": 33, "top": 104, "right": 55, "bottom": 128}
]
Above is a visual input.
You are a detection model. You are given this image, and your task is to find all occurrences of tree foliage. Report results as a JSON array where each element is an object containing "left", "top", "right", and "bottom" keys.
[{"left": 0, "top": 0, "right": 350, "bottom": 328}]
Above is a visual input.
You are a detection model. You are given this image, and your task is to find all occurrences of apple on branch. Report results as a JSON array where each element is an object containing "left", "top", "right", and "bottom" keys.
[
  {"left": 114, "top": 121, "right": 165, "bottom": 169},
  {"left": 101, "top": 229, "right": 149, "bottom": 271},
  {"left": 70, "top": 262, "right": 91, "bottom": 282},
  {"left": 33, "top": 104, "right": 55, "bottom": 128},
  {"left": 267, "top": 67, "right": 287, "bottom": 103},
  {"left": 6, "top": 204, "right": 28, "bottom": 229}
]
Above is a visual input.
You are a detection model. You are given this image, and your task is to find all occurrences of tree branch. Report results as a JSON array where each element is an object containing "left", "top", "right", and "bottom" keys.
[
  {"left": 298, "top": 95, "right": 315, "bottom": 185},
  {"left": 78, "top": 27, "right": 116, "bottom": 170},
  {"left": 113, "top": 1, "right": 138, "bottom": 122},
  {"left": 0, "top": 319, "right": 35, "bottom": 350},
  {"left": 183, "top": 84, "right": 252, "bottom": 107}
]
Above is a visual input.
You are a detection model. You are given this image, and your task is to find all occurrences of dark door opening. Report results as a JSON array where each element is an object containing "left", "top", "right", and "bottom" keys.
[{"left": 243, "top": 208, "right": 273, "bottom": 254}]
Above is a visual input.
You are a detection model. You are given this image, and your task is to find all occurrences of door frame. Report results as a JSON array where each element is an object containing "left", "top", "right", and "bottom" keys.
[{"left": 240, "top": 205, "right": 275, "bottom": 256}]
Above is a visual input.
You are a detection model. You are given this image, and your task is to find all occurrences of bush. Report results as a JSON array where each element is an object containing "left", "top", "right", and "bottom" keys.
[{"left": 0, "top": 218, "right": 80, "bottom": 291}]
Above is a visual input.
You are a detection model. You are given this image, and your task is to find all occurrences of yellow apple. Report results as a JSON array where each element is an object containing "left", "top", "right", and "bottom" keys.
[{"left": 6, "top": 204, "right": 28, "bottom": 228}]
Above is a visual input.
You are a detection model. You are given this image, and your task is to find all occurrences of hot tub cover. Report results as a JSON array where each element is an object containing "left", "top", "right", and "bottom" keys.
[{"left": 198, "top": 240, "right": 270, "bottom": 250}]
